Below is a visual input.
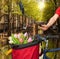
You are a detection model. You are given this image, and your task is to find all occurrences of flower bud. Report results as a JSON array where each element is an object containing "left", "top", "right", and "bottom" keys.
[{"left": 28, "top": 37, "right": 32, "bottom": 42}]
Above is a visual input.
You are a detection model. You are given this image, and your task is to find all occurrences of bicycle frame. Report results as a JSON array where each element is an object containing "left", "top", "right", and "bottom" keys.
[{"left": 40, "top": 35, "right": 60, "bottom": 59}]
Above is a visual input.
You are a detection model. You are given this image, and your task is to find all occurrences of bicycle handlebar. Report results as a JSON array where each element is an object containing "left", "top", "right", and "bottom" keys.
[{"left": 45, "top": 35, "right": 60, "bottom": 39}]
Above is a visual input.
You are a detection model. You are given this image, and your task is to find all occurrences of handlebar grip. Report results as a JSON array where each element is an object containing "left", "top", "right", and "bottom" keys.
[
  {"left": 34, "top": 22, "right": 46, "bottom": 26},
  {"left": 46, "top": 35, "right": 60, "bottom": 39}
]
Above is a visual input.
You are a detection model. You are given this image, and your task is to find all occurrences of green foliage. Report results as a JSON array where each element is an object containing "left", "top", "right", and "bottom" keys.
[
  {"left": 11, "top": 0, "right": 22, "bottom": 15},
  {"left": 0, "top": 0, "right": 22, "bottom": 15},
  {"left": 11, "top": 34, "right": 20, "bottom": 44},
  {"left": 21, "top": 0, "right": 55, "bottom": 22},
  {"left": 0, "top": 0, "right": 55, "bottom": 18}
]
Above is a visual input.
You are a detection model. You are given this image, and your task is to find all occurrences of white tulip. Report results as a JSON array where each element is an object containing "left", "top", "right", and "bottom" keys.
[
  {"left": 14, "top": 34, "right": 18, "bottom": 38},
  {"left": 17, "top": 33, "right": 21, "bottom": 39},
  {"left": 8, "top": 37, "right": 12, "bottom": 40},
  {"left": 9, "top": 41, "right": 13, "bottom": 44}
]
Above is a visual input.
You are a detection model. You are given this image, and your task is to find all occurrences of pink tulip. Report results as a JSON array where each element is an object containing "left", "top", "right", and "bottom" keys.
[
  {"left": 24, "top": 32, "right": 28, "bottom": 37},
  {"left": 17, "top": 33, "right": 21, "bottom": 39},
  {"left": 28, "top": 37, "right": 32, "bottom": 42},
  {"left": 19, "top": 38, "right": 24, "bottom": 44}
]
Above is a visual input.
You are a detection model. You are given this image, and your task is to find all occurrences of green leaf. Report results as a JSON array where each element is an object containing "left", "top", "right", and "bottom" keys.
[{"left": 21, "top": 0, "right": 55, "bottom": 22}]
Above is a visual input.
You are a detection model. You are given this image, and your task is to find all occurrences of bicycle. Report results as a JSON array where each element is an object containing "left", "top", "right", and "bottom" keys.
[
  {"left": 36, "top": 34, "right": 60, "bottom": 59},
  {"left": 10, "top": 34, "right": 60, "bottom": 59}
]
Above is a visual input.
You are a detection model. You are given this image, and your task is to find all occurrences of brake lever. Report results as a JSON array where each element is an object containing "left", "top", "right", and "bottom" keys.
[{"left": 34, "top": 22, "right": 46, "bottom": 26}]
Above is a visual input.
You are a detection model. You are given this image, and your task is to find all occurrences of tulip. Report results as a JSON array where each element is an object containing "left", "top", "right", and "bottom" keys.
[
  {"left": 19, "top": 38, "right": 24, "bottom": 44},
  {"left": 17, "top": 33, "right": 21, "bottom": 39},
  {"left": 24, "top": 32, "right": 28, "bottom": 37},
  {"left": 14, "top": 34, "right": 18, "bottom": 38},
  {"left": 8, "top": 36, "right": 12, "bottom": 40},
  {"left": 9, "top": 41, "right": 13, "bottom": 44},
  {"left": 28, "top": 37, "right": 32, "bottom": 42}
]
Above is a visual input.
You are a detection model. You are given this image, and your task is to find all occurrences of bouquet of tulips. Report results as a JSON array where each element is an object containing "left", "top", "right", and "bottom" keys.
[
  {"left": 6, "top": 32, "right": 34, "bottom": 56},
  {"left": 8, "top": 32, "right": 34, "bottom": 45}
]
